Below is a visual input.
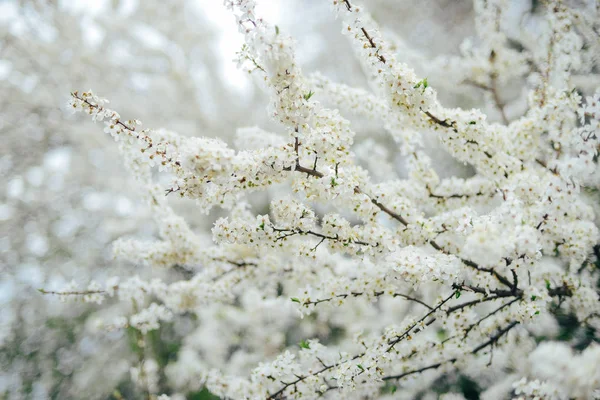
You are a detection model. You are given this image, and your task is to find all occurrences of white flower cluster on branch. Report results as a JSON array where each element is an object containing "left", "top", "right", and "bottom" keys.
[{"left": 34, "top": 0, "right": 600, "bottom": 398}]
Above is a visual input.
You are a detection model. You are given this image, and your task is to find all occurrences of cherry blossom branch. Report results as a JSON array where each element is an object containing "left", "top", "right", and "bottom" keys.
[
  {"left": 271, "top": 226, "right": 374, "bottom": 247},
  {"left": 298, "top": 290, "right": 432, "bottom": 310},
  {"left": 382, "top": 320, "right": 520, "bottom": 382},
  {"left": 269, "top": 294, "right": 521, "bottom": 397},
  {"left": 269, "top": 279, "right": 571, "bottom": 397},
  {"left": 210, "top": 259, "right": 258, "bottom": 281},
  {"left": 386, "top": 291, "right": 458, "bottom": 352},
  {"left": 463, "top": 297, "right": 521, "bottom": 338},
  {"left": 286, "top": 139, "right": 510, "bottom": 290},
  {"left": 69, "top": 92, "right": 183, "bottom": 172},
  {"left": 266, "top": 354, "right": 363, "bottom": 400},
  {"left": 471, "top": 320, "right": 520, "bottom": 353},
  {"left": 286, "top": 159, "right": 514, "bottom": 287},
  {"left": 266, "top": 293, "right": 457, "bottom": 399},
  {"left": 37, "top": 288, "right": 108, "bottom": 296},
  {"left": 340, "top": 0, "right": 489, "bottom": 143}
]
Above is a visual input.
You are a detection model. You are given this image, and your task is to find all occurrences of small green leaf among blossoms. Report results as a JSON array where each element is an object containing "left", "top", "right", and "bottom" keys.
[
  {"left": 299, "top": 340, "right": 310, "bottom": 349},
  {"left": 303, "top": 90, "right": 315, "bottom": 100},
  {"left": 413, "top": 77, "right": 428, "bottom": 89}
]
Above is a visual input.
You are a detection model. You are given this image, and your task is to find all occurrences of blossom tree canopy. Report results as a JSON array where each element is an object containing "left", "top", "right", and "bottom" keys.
[{"left": 2, "top": 0, "right": 600, "bottom": 399}]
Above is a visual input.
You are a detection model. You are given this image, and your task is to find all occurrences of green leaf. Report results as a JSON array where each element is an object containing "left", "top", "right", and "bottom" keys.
[
  {"left": 275, "top": 25, "right": 280, "bottom": 35},
  {"left": 455, "top": 291, "right": 461, "bottom": 299},
  {"left": 291, "top": 297, "right": 301, "bottom": 303},
  {"left": 299, "top": 340, "right": 310, "bottom": 349},
  {"left": 390, "top": 386, "right": 397, "bottom": 394},
  {"left": 531, "top": 295, "right": 537, "bottom": 301},
  {"left": 535, "top": 311, "right": 540, "bottom": 315},
  {"left": 545, "top": 279, "right": 551, "bottom": 290},
  {"left": 436, "top": 328, "right": 447, "bottom": 340},
  {"left": 259, "top": 222, "right": 265, "bottom": 230},
  {"left": 413, "top": 77, "right": 428, "bottom": 89},
  {"left": 469, "top": 121, "right": 477, "bottom": 125},
  {"left": 357, "top": 364, "right": 364, "bottom": 371},
  {"left": 303, "top": 90, "right": 315, "bottom": 101}
]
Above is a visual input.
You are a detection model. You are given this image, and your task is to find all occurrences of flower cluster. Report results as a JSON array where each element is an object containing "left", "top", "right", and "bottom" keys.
[{"left": 36, "top": 0, "right": 600, "bottom": 398}]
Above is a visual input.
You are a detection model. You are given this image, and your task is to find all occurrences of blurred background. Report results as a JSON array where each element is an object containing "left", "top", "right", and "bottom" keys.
[{"left": 3, "top": 0, "right": 596, "bottom": 398}]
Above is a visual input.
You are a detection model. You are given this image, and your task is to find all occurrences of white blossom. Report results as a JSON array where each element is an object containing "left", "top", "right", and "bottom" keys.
[{"left": 10, "top": 0, "right": 600, "bottom": 398}]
